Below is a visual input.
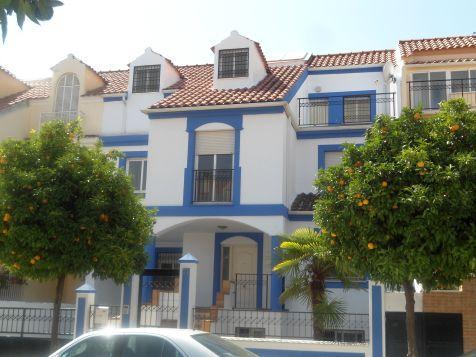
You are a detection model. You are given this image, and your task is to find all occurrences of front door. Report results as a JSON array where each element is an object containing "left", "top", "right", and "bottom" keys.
[{"left": 231, "top": 245, "right": 258, "bottom": 309}]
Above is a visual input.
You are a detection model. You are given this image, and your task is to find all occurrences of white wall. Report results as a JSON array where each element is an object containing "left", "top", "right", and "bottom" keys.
[
  {"left": 240, "top": 112, "right": 287, "bottom": 204},
  {"left": 146, "top": 117, "right": 188, "bottom": 206},
  {"left": 101, "top": 99, "right": 126, "bottom": 135},
  {"left": 212, "top": 31, "right": 268, "bottom": 90},
  {"left": 294, "top": 136, "right": 364, "bottom": 195},
  {"left": 182, "top": 232, "right": 215, "bottom": 307}
]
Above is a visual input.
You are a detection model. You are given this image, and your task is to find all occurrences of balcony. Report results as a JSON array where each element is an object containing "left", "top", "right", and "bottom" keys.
[
  {"left": 193, "top": 169, "right": 233, "bottom": 203},
  {"left": 0, "top": 272, "right": 25, "bottom": 301},
  {"left": 40, "top": 111, "right": 84, "bottom": 125},
  {"left": 298, "top": 93, "right": 396, "bottom": 127},
  {"left": 408, "top": 78, "right": 476, "bottom": 110}
]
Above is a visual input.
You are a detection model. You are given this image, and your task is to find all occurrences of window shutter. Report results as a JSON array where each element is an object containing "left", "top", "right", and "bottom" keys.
[
  {"left": 195, "top": 130, "right": 235, "bottom": 155},
  {"left": 324, "top": 151, "right": 343, "bottom": 168}
]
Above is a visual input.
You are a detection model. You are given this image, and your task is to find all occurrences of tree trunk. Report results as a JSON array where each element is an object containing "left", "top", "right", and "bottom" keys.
[
  {"left": 310, "top": 272, "right": 325, "bottom": 340},
  {"left": 50, "top": 274, "right": 66, "bottom": 353},
  {"left": 403, "top": 280, "right": 418, "bottom": 357}
]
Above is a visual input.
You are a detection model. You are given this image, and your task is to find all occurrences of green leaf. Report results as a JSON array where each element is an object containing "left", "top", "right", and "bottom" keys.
[{"left": 0, "top": 9, "right": 7, "bottom": 42}]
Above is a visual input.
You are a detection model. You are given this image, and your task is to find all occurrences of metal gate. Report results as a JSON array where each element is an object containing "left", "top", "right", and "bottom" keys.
[
  {"left": 137, "top": 269, "right": 179, "bottom": 328},
  {"left": 386, "top": 312, "right": 463, "bottom": 357}
]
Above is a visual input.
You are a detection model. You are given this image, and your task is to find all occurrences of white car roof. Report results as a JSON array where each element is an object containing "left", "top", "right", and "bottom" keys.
[{"left": 82, "top": 327, "right": 205, "bottom": 338}]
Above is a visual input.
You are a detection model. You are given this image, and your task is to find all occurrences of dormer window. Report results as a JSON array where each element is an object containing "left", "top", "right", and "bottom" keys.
[
  {"left": 132, "top": 65, "right": 160, "bottom": 93},
  {"left": 218, "top": 48, "right": 249, "bottom": 78}
]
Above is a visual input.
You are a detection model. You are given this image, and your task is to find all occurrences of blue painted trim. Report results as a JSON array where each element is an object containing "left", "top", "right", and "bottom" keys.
[
  {"left": 122, "top": 151, "right": 148, "bottom": 158},
  {"left": 122, "top": 279, "right": 132, "bottom": 327},
  {"left": 179, "top": 253, "right": 199, "bottom": 264},
  {"left": 100, "top": 135, "right": 149, "bottom": 147},
  {"left": 103, "top": 96, "right": 123, "bottom": 102},
  {"left": 179, "top": 268, "right": 190, "bottom": 328},
  {"left": 308, "top": 66, "right": 383, "bottom": 75},
  {"left": 76, "top": 297, "right": 85, "bottom": 336},
  {"left": 270, "top": 236, "right": 283, "bottom": 311},
  {"left": 325, "top": 280, "right": 368, "bottom": 289},
  {"left": 372, "top": 285, "right": 383, "bottom": 357},
  {"left": 163, "top": 92, "right": 173, "bottom": 98},
  {"left": 213, "top": 233, "right": 263, "bottom": 309},
  {"left": 284, "top": 69, "right": 308, "bottom": 102},
  {"left": 296, "top": 129, "right": 367, "bottom": 140},
  {"left": 157, "top": 247, "right": 182, "bottom": 254},
  {"left": 248, "top": 349, "right": 365, "bottom": 357},
  {"left": 76, "top": 283, "right": 95, "bottom": 293},
  {"left": 148, "top": 106, "right": 285, "bottom": 120},
  {"left": 248, "top": 349, "right": 364, "bottom": 357},
  {"left": 141, "top": 240, "right": 157, "bottom": 304},
  {"left": 317, "top": 144, "right": 345, "bottom": 170},
  {"left": 147, "top": 204, "right": 288, "bottom": 217},
  {"left": 183, "top": 112, "right": 244, "bottom": 207},
  {"left": 288, "top": 214, "right": 313, "bottom": 221}
]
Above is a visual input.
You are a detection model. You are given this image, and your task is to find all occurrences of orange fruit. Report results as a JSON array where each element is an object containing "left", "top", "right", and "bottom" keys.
[
  {"left": 13, "top": 263, "right": 20, "bottom": 269},
  {"left": 338, "top": 193, "right": 345, "bottom": 199},
  {"left": 99, "top": 213, "right": 109, "bottom": 222},
  {"left": 362, "top": 199, "right": 369, "bottom": 205},
  {"left": 338, "top": 179, "right": 345, "bottom": 186},
  {"left": 331, "top": 233, "right": 337, "bottom": 238},
  {"left": 392, "top": 204, "right": 398, "bottom": 209},
  {"left": 2, "top": 229, "right": 8, "bottom": 235},
  {"left": 450, "top": 124, "right": 460, "bottom": 133},
  {"left": 327, "top": 186, "right": 334, "bottom": 193},
  {"left": 381, "top": 181, "right": 388, "bottom": 188},
  {"left": 34, "top": 255, "right": 41, "bottom": 261},
  {"left": 367, "top": 242, "right": 377, "bottom": 250},
  {"left": 0, "top": 156, "right": 6, "bottom": 164},
  {"left": 354, "top": 193, "right": 362, "bottom": 199},
  {"left": 347, "top": 256, "right": 352, "bottom": 260},
  {"left": 3, "top": 213, "right": 11, "bottom": 222},
  {"left": 357, "top": 201, "right": 363, "bottom": 207},
  {"left": 414, "top": 113, "right": 421, "bottom": 120},
  {"left": 417, "top": 161, "right": 425, "bottom": 168},
  {"left": 42, "top": 199, "right": 48, "bottom": 205},
  {"left": 30, "top": 259, "right": 36, "bottom": 265},
  {"left": 354, "top": 161, "right": 363, "bottom": 167}
]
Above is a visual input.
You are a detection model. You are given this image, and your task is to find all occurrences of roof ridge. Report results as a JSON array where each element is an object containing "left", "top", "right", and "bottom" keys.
[
  {"left": 314, "top": 49, "right": 395, "bottom": 57},
  {"left": 98, "top": 69, "right": 128, "bottom": 73},
  {"left": 399, "top": 34, "right": 476, "bottom": 44}
]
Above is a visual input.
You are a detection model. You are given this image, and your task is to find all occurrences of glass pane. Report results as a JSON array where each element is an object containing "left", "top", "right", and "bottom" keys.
[
  {"left": 60, "top": 335, "right": 115, "bottom": 357},
  {"left": 412, "top": 73, "right": 430, "bottom": 109},
  {"left": 142, "top": 161, "right": 147, "bottom": 191},
  {"left": 71, "top": 85, "right": 80, "bottom": 112},
  {"left": 222, "top": 246, "right": 230, "bottom": 281},
  {"left": 451, "top": 71, "right": 469, "bottom": 93},
  {"left": 197, "top": 155, "right": 214, "bottom": 170},
  {"left": 128, "top": 160, "right": 142, "bottom": 191},
  {"left": 344, "top": 96, "right": 370, "bottom": 123},
  {"left": 216, "top": 154, "right": 233, "bottom": 170},
  {"left": 429, "top": 72, "right": 447, "bottom": 109},
  {"left": 123, "top": 335, "right": 166, "bottom": 357},
  {"left": 470, "top": 70, "right": 476, "bottom": 92},
  {"left": 55, "top": 86, "right": 64, "bottom": 112},
  {"left": 65, "top": 73, "right": 73, "bottom": 86},
  {"left": 192, "top": 333, "right": 255, "bottom": 357},
  {"left": 162, "top": 340, "right": 183, "bottom": 357},
  {"left": 325, "top": 151, "right": 343, "bottom": 168},
  {"left": 308, "top": 99, "right": 328, "bottom": 125}
]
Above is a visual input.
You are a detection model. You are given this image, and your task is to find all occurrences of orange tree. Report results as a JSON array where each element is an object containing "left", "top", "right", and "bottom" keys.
[
  {"left": 314, "top": 99, "right": 476, "bottom": 357},
  {"left": 0, "top": 120, "right": 154, "bottom": 350},
  {"left": 0, "top": 0, "right": 63, "bottom": 41}
]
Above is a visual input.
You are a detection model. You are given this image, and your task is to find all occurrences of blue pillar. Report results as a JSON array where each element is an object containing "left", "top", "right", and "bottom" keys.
[
  {"left": 141, "top": 240, "right": 156, "bottom": 304},
  {"left": 179, "top": 268, "right": 190, "bottom": 328},
  {"left": 372, "top": 285, "right": 384, "bottom": 357},
  {"left": 270, "top": 236, "right": 283, "bottom": 311},
  {"left": 122, "top": 278, "right": 132, "bottom": 327}
]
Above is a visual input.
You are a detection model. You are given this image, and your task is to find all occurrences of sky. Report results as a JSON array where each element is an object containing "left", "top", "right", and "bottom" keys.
[{"left": 0, "top": 0, "right": 475, "bottom": 80}]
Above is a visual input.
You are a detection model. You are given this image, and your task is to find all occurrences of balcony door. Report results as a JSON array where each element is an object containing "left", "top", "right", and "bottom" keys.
[
  {"left": 412, "top": 72, "right": 447, "bottom": 110},
  {"left": 194, "top": 130, "right": 234, "bottom": 203}
]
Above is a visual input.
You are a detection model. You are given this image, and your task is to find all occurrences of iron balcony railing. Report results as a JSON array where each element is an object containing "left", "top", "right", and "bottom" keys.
[
  {"left": 408, "top": 78, "right": 476, "bottom": 110},
  {"left": 0, "top": 273, "right": 26, "bottom": 301},
  {"left": 193, "top": 169, "right": 233, "bottom": 203},
  {"left": 40, "top": 110, "right": 84, "bottom": 125},
  {"left": 193, "top": 308, "right": 369, "bottom": 341},
  {"left": 298, "top": 92, "right": 396, "bottom": 127}
]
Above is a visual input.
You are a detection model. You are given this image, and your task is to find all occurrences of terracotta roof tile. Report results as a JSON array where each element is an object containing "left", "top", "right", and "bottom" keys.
[
  {"left": 152, "top": 63, "right": 305, "bottom": 109},
  {"left": 0, "top": 78, "right": 50, "bottom": 111},
  {"left": 84, "top": 70, "right": 129, "bottom": 96},
  {"left": 406, "top": 57, "right": 476, "bottom": 65},
  {"left": 399, "top": 35, "right": 476, "bottom": 57},
  {"left": 308, "top": 49, "right": 396, "bottom": 68}
]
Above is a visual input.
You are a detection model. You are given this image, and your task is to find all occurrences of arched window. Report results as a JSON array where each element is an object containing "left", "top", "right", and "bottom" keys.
[{"left": 54, "top": 73, "right": 80, "bottom": 114}]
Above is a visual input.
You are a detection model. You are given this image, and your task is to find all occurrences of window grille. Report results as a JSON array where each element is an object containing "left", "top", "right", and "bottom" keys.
[
  {"left": 132, "top": 65, "right": 161, "bottom": 93},
  {"left": 343, "top": 96, "right": 371, "bottom": 123},
  {"left": 218, "top": 48, "right": 249, "bottom": 78}
]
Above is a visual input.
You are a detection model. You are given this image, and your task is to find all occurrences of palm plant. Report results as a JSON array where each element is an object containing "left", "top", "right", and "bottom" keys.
[{"left": 273, "top": 227, "right": 351, "bottom": 340}]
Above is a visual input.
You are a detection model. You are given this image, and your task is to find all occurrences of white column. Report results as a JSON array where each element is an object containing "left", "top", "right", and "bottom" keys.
[
  {"left": 128, "top": 274, "right": 141, "bottom": 327},
  {"left": 74, "top": 283, "right": 96, "bottom": 337},
  {"left": 178, "top": 253, "right": 199, "bottom": 329}
]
